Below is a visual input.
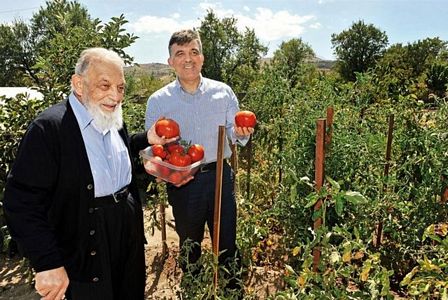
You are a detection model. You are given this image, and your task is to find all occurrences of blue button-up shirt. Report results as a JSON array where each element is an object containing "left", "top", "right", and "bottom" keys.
[
  {"left": 69, "top": 93, "right": 131, "bottom": 197},
  {"left": 145, "top": 76, "right": 249, "bottom": 163}
]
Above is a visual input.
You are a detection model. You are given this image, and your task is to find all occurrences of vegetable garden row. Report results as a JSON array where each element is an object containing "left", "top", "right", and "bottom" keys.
[{"left": 230, "top": 77, "right": 448, "bottom": 299}]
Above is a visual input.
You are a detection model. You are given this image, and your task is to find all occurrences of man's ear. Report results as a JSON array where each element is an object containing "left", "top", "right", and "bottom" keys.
[
  {"left": 167, "top": 57, "right": 173, "bottom": 67},
  {"left": 71, "top": 74, "right": 83, "bottom": 96}
]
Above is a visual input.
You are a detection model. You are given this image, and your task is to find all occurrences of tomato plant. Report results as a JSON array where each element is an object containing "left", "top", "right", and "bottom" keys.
[{"left": 155, "top": 118, "right": 180, "bottom": 138}]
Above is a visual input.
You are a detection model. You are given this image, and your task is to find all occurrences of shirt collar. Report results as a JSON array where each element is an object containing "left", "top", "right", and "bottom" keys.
[
  {"left": 175, "top": 74, "right": 205, "bottom": 95},
  {"left": 69, "top": 92, "right": 93, "bottom": 131}
]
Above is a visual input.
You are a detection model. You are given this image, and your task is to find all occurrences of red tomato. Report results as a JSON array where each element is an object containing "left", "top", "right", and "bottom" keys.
[
  {"left": 169, "top": 153, "right": 192, "bottom": 167},
  {"left": 151, "top": 144, "right": 167, "bottom": 159},
  {"left": 155, "top": 118, "right": 180, "bottom": 139},
  {"left": 235, "top": 110, "right": 257, "bottom": 128},
  {"left": 148, "top": 156, "right": 171, "bottom": 178},
  {"left": 187, "top": 144, "right": 205, "bottom": 163},
  {"left": 168, "top": 172, "right": 183, "bottom": 184},
  {"left": 155, "top": 164, "right": 171, "bottom": 178},
  {"left": 167, "top": 143, "right": 185, "bottom": 154}
]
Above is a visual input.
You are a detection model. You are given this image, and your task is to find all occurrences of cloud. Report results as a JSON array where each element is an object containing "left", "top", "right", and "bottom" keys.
[
  {"left": 128, "top": 2, "right": 317, "bottom": 42},
  {"left": 310, "top": 22, "right": 322, "bottom": 29},
  {"left": 128, "top": 16, "right": 198, "bottom": 34},
  {"left": 236, "top": 8, "right": 315, "bottom": 41},
  {"left": 196, "top": 3, "right": 316, "bottom": 41}
]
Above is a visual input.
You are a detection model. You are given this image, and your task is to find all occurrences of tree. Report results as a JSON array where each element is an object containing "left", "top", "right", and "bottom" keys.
[
  {"left": 0, "top": 21, "right": 35, "bottom": 86},
  {"left": 375, "top": 38, "right": 448, "bottom": 100},
  {"left": 198, "top": 9, "right": 267, "bottom": 94},
  {"left": 331, "top": 20, "right": 388, "bottom": 81},
  {"left": 271, "top": 38, "right": 315, "bottom": 88},
  {"left": 404, "top": 37, "right": 447, "bottom": 77},
  {"left": 0, "top": 0, "right": 138, "bottom": 104},
  {"left": 0, "top": 24, "right": 26, "bottom": 86}
]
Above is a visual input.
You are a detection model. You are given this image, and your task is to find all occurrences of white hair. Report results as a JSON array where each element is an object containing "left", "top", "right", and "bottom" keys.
[
  {"left": 75, "top": 47, "right": 124, "bottom": 75},
  {"left": 71, "top": 48, "right": 124, "bottom": 91}
]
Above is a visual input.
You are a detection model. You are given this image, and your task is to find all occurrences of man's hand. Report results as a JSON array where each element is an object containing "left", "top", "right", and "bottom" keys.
[
  {"left": 35, "top": 267, "right": 69, "bottom": 300},
  {"left": 147, "top": 121, "right": 179, "bottom": 145},
  {"left": 155, "top": 175, "right": 194, "bottom": 187},
  {"left": 173, "top": 175, "right": 194, "bottom": 187},
  {"left": 235, "top": 126, "right": 254, "bottom": 137}
]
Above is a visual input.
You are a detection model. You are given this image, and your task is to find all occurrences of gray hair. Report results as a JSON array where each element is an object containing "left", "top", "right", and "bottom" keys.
[
  {"left": 71, "top": 47, "right": 124, "bottom": 91},
  {"left": 168, "top": 29, "right": 202, "bottom": 57},
  {"left": 74, "top": 47, "right": 124, "bottom": 76}
]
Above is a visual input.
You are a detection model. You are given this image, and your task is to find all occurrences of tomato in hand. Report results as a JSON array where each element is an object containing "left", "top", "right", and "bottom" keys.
[
  {"left": 155, "top": 118, "right": 180, "bottom": 139},
  {"left": 235, "top": 110, "right": 257, "bottom": 128},
  {"left": 187, "top": 144, "right": 205, "bottom": 163},
  {"left": 151, "top": 144, "right": 167, "bottom": 159}
]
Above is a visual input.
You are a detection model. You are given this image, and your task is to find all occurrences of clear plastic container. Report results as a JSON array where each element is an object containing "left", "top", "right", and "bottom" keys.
[{"left": 139, "top": 146, "right": 204, "bottom": 185}]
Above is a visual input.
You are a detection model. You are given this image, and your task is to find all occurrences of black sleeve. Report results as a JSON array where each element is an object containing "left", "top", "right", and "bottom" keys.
[
  {"left": 3, "top": 122, "right": 63, "bottom": 272},
  {"left": 129, "top": 131, "right": 150, "bottom": 158}
]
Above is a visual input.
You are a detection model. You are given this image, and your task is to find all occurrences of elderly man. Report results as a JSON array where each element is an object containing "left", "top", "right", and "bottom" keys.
[{"left": 4, "top": 48, "right": 174, "bottom": 300}]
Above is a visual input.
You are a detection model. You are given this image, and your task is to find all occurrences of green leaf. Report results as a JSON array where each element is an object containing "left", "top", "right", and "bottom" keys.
[
  {"left": 326, "top": 176, "right": 340, "bottom": 193},
  {"left": 312, "top": 209, "right": 322, "bottom": 221},
  {"left": 335, "top": 195, "right": 345, "bottom": 216},
  {"left": 305, "top": 192, "right": 319, "bottom": 208},
  {"left": 343, "top": 191, "right": 367, "bottom": 204},
  {"left": 400, "top": 266, "right": 419, "bottom": 286}
]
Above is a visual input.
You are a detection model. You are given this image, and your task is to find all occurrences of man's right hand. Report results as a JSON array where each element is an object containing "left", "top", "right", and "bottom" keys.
[
  {"left": 35, "top": 267, "right": 69, "bottom": 300},
  {"left": 147, "top": 121, "right": 179, "bottom": 145}
]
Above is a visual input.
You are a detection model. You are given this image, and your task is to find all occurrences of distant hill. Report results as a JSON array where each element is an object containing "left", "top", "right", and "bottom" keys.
[
  {"left": 308, "top": 57, "right": 336, "bottom": 70},
  {"left": 127, "top": 57, "right": 335, "bottom": 79},
  {"left": 261, "top": 56, "right": 335, "bottom": 70},
  {"left": 125, "top": 63, "right": 173, "bottom": 79}
]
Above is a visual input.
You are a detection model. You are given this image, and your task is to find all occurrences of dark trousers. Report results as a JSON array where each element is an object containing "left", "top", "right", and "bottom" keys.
[
  {"left": 66, "top": 192, "right": 146, "bottom": 300},
  {"left": 167, "top": 162, "right": 239, "bottom": 272}
]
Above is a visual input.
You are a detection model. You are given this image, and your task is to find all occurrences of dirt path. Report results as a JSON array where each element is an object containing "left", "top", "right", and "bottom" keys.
[{"left": 0, "top": 206, "right": 283, "bottom": 299}]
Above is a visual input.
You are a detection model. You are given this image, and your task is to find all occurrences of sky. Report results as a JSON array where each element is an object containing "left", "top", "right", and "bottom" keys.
[{"left": 0, "top": 0, "right": 447, "bottom": 64}]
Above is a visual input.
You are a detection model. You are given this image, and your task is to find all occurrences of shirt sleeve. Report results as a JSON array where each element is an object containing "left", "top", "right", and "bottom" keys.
[
  {"left": 145, "top": 95, "right": 162, "bottom": 131},
  {"left": 226, "top": 87, "right": 250, "bottom": 146}
]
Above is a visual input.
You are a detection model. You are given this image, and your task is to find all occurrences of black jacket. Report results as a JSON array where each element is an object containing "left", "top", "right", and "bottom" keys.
[{"left": 3, "top": 99, "right": 149, "bottom": 279}]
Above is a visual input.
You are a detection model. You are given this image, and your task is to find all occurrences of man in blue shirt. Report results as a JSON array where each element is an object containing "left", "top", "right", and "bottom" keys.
[
  {"left": 145, "top": 29, "right": 254, "bottom": 296},
  {"left": 4, "top": 48, "right": 175, "bottom": 300}
]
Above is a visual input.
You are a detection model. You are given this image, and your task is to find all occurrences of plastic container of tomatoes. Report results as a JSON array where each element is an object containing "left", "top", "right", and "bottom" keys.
[{"left": 139, "top": 146, "right": 204, "bottom": 185}]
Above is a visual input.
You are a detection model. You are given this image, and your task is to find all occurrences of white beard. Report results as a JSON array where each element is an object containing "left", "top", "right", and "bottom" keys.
[{"left": 84, "top": 98, "right": 123, "bottom": 132}]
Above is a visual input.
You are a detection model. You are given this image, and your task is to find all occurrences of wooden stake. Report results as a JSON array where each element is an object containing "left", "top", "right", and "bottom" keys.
[
  {"left": 375, "top": 114, "right": 394, "bottom": 247},
  {"left": 160, "top": 203, "right": 168, "bottom": 259},
  {"left": 313, "top": 119, "right": 326, "bottom": 272},
  {"left": 213, "top": 126, "right": 226, "bottom": 290}
]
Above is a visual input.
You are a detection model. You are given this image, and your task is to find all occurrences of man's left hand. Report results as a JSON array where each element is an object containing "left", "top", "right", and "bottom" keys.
[{"left": 235, "top": 126, "right": 254, "bottom": 137}]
